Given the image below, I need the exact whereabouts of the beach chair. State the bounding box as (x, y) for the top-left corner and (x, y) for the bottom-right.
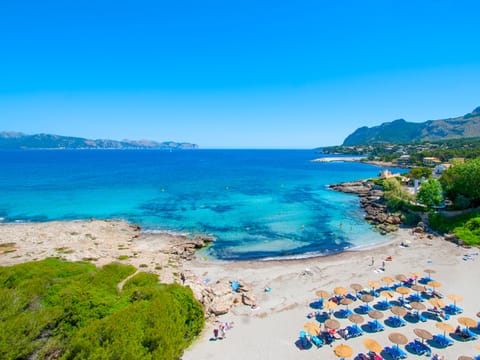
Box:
(444, 304), (462, 315)
(344, 324), (363, 339)
(367, 320), (384, 332)
(407, 293), (423, 302)
(376, 299), (392, 310)
(407, 339), (431, 356)
(415, 311), (427, 322)
(338, 308), (353, 318)
(310, 335), (323, 348)
(357, 304), (374, 314)
(299, 331), (311, 348)
(384, 346), (407, 359)
(386, 316), (406, 327)
(432, 334), (453, 347)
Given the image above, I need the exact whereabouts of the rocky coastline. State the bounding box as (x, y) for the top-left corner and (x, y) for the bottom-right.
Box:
(329, 180), (403, 234)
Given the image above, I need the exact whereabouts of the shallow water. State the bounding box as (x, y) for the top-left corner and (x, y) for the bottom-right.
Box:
(0, 149), (395, 260)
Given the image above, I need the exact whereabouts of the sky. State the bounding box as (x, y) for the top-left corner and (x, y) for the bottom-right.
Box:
(0, 1), (479, 148)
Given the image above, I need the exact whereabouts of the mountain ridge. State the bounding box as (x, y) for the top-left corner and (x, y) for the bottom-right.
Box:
(0, 132), (198, 150)
(343, 106), (480, 145)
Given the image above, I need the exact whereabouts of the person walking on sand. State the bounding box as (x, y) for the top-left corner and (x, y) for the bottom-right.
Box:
(370, 257), (374, 266)
(213, 328), (219, 340)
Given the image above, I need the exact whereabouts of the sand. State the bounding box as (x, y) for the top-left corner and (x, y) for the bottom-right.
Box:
(182, 229), (480, 359)
(1, 221), (479, 359)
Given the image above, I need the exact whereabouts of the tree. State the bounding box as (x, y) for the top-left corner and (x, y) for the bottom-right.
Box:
(417, 179), (443, 207)
(441, 157), (480, 207)
(408, 167), (432, 180)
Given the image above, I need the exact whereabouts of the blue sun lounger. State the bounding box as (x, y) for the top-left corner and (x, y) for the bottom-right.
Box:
(344, 324), (363, 339)
(310, 335), (323, 348)
(407, 339), (431, 356)
(384, 345), (407, 359)
(444, 304), (463, 315)
(367, 320), (384, 332)
(432, 334), (453, 347)
(386, 316), (406, 327)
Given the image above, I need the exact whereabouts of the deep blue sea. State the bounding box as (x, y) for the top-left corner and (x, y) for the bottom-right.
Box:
(0, 149), (395, 260)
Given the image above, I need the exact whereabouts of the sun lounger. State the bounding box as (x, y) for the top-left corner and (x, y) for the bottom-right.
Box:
(344, 324), (363, 339)
(386, 316), (406, 327)
(367, 320), (384, 332)
(384, 345), (407, 359)
(432, 334), (453, 347)
(299, 331), (311, 348)
(454, 328), (478, 341)
(357, 304), (374, 314)
(407, 339), (431, 356)
(310, 335), (323, 348)
(376, 300), (392, 310)
(444, 304), (463, 315)
(407, 293), (423, 302)
(338, 308), (353, 317)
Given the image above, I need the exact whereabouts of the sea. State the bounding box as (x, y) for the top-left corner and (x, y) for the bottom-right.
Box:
(0, 149), (398, 260)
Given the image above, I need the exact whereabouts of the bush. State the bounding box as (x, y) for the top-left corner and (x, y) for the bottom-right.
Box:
(0, 259), (204, 360)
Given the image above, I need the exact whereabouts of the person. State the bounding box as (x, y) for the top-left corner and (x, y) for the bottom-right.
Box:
(213, 328), (219, 340)
(370, 257), (375, 266)
(180, 272), (186, 285)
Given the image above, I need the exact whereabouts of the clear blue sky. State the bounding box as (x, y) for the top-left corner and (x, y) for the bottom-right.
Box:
(1, 0), (479, 148)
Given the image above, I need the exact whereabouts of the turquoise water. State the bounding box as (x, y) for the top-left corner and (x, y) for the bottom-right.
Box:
(0, 149), (393, 260)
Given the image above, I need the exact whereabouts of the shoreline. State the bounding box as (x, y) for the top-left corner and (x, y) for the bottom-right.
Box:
(312, 156), (400, 168)
(1, 219), (479, 359)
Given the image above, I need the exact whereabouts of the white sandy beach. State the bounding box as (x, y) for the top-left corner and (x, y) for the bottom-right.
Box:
(182, 229), (480, 360)
(1, 221), (479, 359)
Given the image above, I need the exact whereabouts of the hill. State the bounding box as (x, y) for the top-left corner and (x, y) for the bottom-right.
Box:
(0, 131), (198, 150)
(343, 106), (480, 145)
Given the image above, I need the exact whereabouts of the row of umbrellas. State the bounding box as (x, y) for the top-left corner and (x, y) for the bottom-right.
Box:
(328, 329), (480, 358)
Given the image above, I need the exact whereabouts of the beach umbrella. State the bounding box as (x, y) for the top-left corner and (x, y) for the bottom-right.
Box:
(368, 309), (384, 321)
(409, 271), (422, 278)
(334, 286), (348, 296)
(447, 294), (463, 307)
(334, 344), (353, 358)
(368, 280), (380, 290)
(458, 317), (477, 328)
(457, 357), (473, 360)
(424, 269), (436, 275)
(395, 274), (407, 282)
(414, 328), (433, 343)
(429, 298), (446, 309)
(304, 322), (321, 336)
(363, 338), (382, 354)
(360, 294), (374, 303)
(435, 322), (454, 336)
(412, 284), (426, 293)
(324, 300), (338, 311)
(381, 276), (395, 284)
(476, 344), (480, 350)
(325, 318), (341, 330)
(380, 290), (394, 300)
(350, 283), (362, 298)
(316, 290), (330, 299)
(388, 332), (408, 351)
(348, 314), (364, 324)
(427, 281), (442, 290)
(340, 297), (353, 310)
(391, 306), (407, 317)
(396, 286), (410, 302)
(410, 302), (426, 311)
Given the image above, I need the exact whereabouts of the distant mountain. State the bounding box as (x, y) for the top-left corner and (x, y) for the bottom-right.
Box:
(343, 106), (480, 145)
(0, 132), (198, 150)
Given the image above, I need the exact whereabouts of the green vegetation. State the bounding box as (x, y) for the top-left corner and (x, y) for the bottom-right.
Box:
(407, 167), (432, 180)
(417, 179), (443, 208)
(429, 212), (480, 246)
(440, 157), (480, 208)
(0, 258), (204, 360)
(322, 138), (480, 166)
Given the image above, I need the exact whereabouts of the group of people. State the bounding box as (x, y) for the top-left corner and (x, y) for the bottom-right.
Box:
(212, 321), (234, 341)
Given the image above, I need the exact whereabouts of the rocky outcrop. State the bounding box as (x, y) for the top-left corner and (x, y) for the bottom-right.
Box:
(187, 279), (255, 317)
(169, 235), (215, 261)
(329, 180), (401, 234)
